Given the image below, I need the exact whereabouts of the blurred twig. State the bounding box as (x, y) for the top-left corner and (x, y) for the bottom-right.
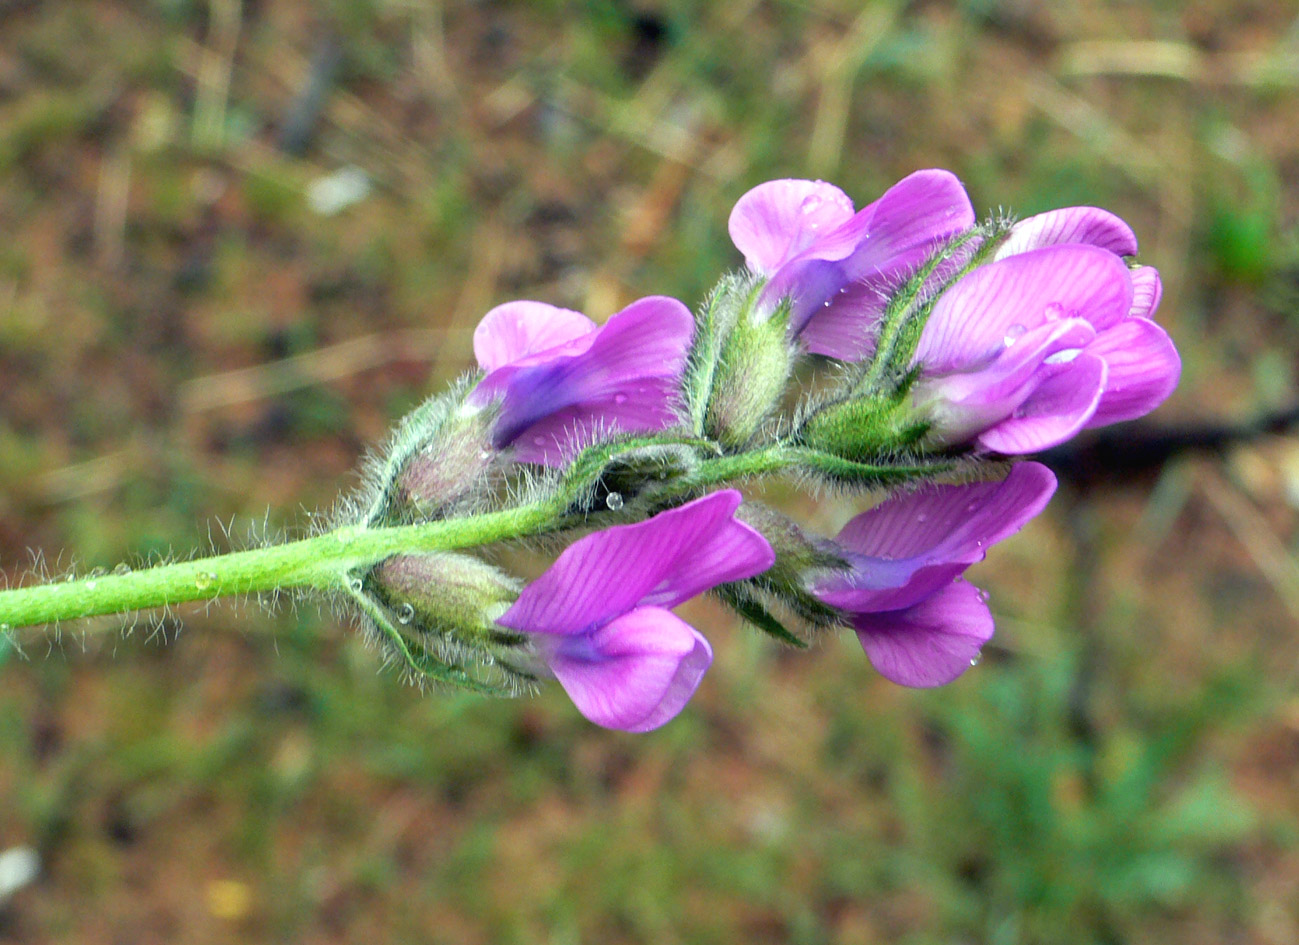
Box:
(1059, 39), (1299, 88)
(1043, 404), (1299, 489)
(178, 328), (452, 414)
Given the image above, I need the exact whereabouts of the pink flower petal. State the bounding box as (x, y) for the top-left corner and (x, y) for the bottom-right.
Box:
(915, 245), (1133, 374)
(473, 301), (597, 373)
(1085, 318), (1181, 427)
(841, 169), (976, 282)
(996, 207), (1139, 258)
(976, 351), (1107, 454)
(853, 580), (995, 688)
(796, 278), (889, 361)
(728, 179), (858, 274)
(476, 295), (694, 465)
(498, 491), (771, 636)
(547, 606), (713, 732)
(816, 463), (1056, 612)
(1128, 266), (1163, 319)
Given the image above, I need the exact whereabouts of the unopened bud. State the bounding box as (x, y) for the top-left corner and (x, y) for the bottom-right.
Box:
(392, 406), (496, 515)
(703, 287), (795, 449)
(365, 378), (500, 524)
(373, 552), (521, 641)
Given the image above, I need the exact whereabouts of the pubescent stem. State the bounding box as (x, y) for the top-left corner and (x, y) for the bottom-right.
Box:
(0, 445), (798, 632)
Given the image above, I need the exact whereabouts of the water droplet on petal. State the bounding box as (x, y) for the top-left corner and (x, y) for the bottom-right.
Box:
(606, 492), (624, 511)
(800, 193), (823, 213)
(613, 393), (628, 405)
(1003, 324), (1027, 346)
(397, 603), (415, 625)
(1044, 348), (1081, 365)
(1043, 302), (1067, 321)
(917, 513), (928, 523)
(532, 435), (548, 447)
(969, 653), (983, 667)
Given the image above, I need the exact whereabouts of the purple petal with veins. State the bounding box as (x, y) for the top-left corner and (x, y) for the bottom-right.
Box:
(497, 491), (774, 732)
(470, 295), (693, 465)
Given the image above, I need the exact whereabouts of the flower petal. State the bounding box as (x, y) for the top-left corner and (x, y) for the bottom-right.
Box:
(914, 245), (1133, 374)
(852, 579), (995, 688)
(473, 301), (597, 373)
(1128, 266), (1162, 319)
(498, 490), (771, 636)
(918, 318), (1097, 446)
(547, 606), (712, 732)
(976, 351), (1107, 454)
(1085, 318), (1181, 427)
(996, 207), (1139, 259)
(815, 463), (1056, 612)
(841, 169), (976, 283)
(795, 277), (889, 361)
(477, 295), (693, 464)
(728, 179), (858, 274)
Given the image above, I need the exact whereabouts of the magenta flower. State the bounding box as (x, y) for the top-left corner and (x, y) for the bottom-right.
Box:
(811, 463), (1056, 687)
(911, 208), (1181, 453)
(496, 490), (775, 731)
(468, 295), (694, 465)
(728, 170), (976, 359)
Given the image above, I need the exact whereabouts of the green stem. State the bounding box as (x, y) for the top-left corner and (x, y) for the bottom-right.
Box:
(0, 447), (794, 632)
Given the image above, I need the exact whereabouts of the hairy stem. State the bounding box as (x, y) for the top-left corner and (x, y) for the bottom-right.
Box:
(0, 446), (797, 632)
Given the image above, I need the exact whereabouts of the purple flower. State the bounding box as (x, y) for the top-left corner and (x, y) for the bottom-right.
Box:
(728, 170), (976, 359)
(910, 207), (1181, 453)
(496, 490), (775, 731)
(811, 463), (1056, 687)
(468, 296), (694, 465)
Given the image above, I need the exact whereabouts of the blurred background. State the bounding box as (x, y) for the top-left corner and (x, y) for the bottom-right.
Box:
(2, 1), (1298, 943)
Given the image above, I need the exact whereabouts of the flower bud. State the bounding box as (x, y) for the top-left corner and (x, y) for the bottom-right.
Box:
(372, 552), (520, 642)
(391, 406), (496, 516)
(702, 279), (795, 448)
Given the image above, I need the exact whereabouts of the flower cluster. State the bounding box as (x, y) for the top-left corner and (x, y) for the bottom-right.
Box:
(353, 169), (1179, 732)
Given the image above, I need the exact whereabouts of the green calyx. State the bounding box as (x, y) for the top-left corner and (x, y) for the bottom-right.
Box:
(699, 280), (796, 449)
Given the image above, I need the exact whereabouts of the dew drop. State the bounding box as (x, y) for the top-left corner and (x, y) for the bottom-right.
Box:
(800, 193), (823, 213)
(916, 512), (928, 523)
(113, 563), (132, 576)
(613, 393), (628, 405)
(194, 572), (217, 591)
(1042, 302), (1067, 322)
(1043, 348), (1081, 365)
(397, 603), (416, 625)
(64, 573), (76, 582)
(349, 577), (364, 593)
(88, 567), (107, 579)
(532, 435), (548, 447)
(606, 492), (624, 511)
(969, 653), (983, 667)
(1002, 323), (1027, 346)
(0, 623), (10, 632)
